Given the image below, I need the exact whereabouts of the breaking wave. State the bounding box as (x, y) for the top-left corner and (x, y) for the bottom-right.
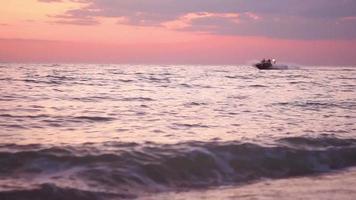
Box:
(1, 136), (356, 199)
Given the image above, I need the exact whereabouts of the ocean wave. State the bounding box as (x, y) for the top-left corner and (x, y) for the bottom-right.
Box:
(22, 79), (63, 85)
(0, 114), (115, 122)
(278, 137), (356, 148)
(139, 76), (170, 83)
(0, 114), (51, 119)
(120, 97), (154, 102)
(72, 116), (116, 122)
(225, 75), (251, 79)
(272, 100), (356, 110)
(248, 84), (268, 88)
(171, 123), (210, 129)
(0, 136), (355, 194)
(0, 183), (134, 200)
(45, 75), (76, 81)
(183, 102), (208, 107)
(0, 114), (116, 130)
(116, 79), (135, 83)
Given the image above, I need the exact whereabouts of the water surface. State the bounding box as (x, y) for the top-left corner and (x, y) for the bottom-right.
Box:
(0, 64), (355, 199)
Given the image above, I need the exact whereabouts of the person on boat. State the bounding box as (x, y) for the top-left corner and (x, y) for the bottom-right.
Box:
(262, 58), (266, 64)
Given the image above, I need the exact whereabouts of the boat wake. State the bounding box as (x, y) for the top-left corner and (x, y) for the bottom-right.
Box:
(268, 64), (289, 70)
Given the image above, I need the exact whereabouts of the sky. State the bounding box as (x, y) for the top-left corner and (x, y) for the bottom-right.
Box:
(0, 0), (356, 65)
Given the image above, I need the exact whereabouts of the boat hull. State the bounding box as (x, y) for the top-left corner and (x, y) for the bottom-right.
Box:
(255, 63), (272, 70)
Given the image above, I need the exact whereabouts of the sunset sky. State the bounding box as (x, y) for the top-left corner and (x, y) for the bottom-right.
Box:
(1, 0), (356, 65)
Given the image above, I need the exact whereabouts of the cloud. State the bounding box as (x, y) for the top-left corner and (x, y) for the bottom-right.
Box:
(48, 0), (356, 39)
(51, 18), (99, 25)
(50, 10), (99, 25)
(183, 14), (356, 40)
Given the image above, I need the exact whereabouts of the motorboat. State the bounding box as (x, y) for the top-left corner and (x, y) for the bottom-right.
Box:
(255, 59), (276, 70)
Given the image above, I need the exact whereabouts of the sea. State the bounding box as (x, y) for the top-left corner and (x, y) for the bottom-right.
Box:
(0, 64), (355, 199)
